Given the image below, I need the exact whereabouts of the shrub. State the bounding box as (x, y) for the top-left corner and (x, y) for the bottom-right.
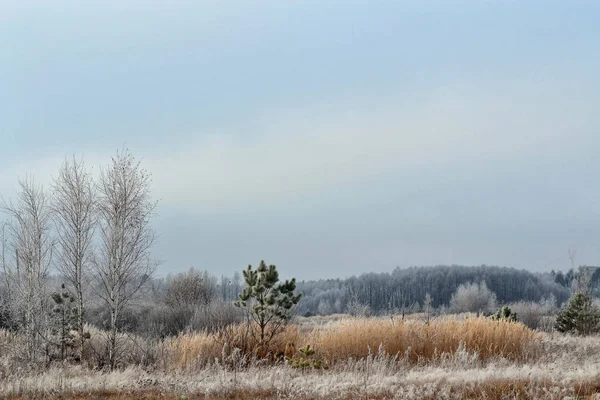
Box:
(490, 305), (517, 322)
(165, 268), (216, 308)
(346, 294), (371, 317)
(285, 344), (322, 370)
(133, 304), (194, 338)
(510, 297), (557, 330)
(556, 292), (600, 335)
(449, 282), (497, 314)
(82, 324), (159, 370)
(187, 300), (243, 332)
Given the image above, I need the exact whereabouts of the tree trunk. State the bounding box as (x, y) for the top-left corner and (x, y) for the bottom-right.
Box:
(108, 307), (118, 370)
(77, 288), (85, 361)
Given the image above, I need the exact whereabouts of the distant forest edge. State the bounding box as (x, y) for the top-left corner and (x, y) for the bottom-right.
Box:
(296, 265), (577, 316)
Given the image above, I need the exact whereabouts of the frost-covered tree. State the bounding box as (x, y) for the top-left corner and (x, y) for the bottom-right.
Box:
(93, 150), (158, 370)
(1, 178), (53, 363)
(450, 282), (497, 314)
(51, 157), (96, 360)
(165, 268), (216, 308)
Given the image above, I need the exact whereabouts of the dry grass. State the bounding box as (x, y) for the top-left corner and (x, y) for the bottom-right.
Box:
(3, 353), (600, 400)
(0, 316), (583, 399)
(167, 323), (302, 370)
(1, 316), (539, 372)
(6, 381), (598, 400)
(310, 316), (540, 364)
(166, 315), (539, 371)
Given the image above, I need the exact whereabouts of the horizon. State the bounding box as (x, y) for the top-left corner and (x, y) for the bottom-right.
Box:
(2, 1), (600, 280)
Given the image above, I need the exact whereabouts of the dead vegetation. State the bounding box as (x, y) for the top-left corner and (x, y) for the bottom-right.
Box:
(2, 315), (597, 399)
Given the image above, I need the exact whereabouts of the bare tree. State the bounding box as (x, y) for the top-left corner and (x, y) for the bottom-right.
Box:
(93, 150), (157, 370)
(422, 292), (433, 324)
(1, 222), (12, 328)
(51, 157), (96, 359)
(568, 248), (577, 271)
(347, 292), (371, 317)
(1, 177), (53, 363)
(165, 268), (216, 308)
(449, 282), (497, 315)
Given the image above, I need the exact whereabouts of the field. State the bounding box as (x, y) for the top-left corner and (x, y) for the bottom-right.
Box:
(1, 315), (599, 400)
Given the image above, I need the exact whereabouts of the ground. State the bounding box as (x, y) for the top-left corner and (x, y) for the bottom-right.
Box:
(2, 317), (600, 399)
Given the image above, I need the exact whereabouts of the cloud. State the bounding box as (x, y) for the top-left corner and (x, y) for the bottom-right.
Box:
(146, 80), (596, 215)
(0, 78), (596, 218)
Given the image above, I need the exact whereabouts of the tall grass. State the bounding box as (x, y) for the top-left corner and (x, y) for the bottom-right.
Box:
(0, 316), (539, 373)
(310, 316), (539, 364)
(167, 323), (302, 370)
(0, 319), (590, 400)
(166, 316), (539, 371)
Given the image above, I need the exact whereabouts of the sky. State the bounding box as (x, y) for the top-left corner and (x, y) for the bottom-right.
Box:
(1, 0), (600, 280)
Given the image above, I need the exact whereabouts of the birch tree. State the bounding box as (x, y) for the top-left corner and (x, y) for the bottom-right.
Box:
(1, 177), (53, 363)
(93, 150), (157, 369)
(51, 157), (96, 360)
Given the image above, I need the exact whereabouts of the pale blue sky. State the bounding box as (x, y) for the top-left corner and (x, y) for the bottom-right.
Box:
(1, 1), (600, 279)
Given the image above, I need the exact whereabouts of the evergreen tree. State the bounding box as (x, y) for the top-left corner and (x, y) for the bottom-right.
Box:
(235, 261), (301, 347)
(50, 284), (78, 361)
(490, 305), (517, 322)
(555, 292), (600, 335)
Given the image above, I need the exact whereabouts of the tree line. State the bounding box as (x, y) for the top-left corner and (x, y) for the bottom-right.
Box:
(297, 265), (571, 316)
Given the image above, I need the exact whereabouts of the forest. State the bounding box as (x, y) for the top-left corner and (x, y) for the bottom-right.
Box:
(297, 265), (571, 316)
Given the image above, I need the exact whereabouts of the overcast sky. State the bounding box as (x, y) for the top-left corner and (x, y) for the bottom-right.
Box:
(2, 1), (600, 280)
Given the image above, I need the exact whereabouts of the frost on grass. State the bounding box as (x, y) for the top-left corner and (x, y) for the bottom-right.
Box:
(1, 317), (599, 399)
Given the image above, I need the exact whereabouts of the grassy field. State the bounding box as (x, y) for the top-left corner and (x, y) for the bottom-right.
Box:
(1, 316), (599, 399)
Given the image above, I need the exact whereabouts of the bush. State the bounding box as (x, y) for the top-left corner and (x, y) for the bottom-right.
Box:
(346, 294), (371, 317)
(510, 297), (557, 331)
(86, 299), (243, 339)
(490, 306), (517, 322)
(187, 301), (243, 332)
(134, 305), (195, 338)
(165, 268), (216, 308)
(82, 324), (161, 370)
(449, 282), (497, 314)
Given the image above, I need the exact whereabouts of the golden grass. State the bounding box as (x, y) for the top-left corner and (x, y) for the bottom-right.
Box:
(1, 330), (598, 400)
(167, 323), (302, 370)
(0, 318), (584, 400)
(166, 331), (219, 370)
(310, 316), (540, 364)
(166, 316), (539, 370)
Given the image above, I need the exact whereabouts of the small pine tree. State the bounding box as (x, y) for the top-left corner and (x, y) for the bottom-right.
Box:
(235, 261), (301, 347)
(285, 344), (323, 370)
(50, 284), (78, 361)
(490, 305), (517, 322)
(555, 292), (600, 335)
